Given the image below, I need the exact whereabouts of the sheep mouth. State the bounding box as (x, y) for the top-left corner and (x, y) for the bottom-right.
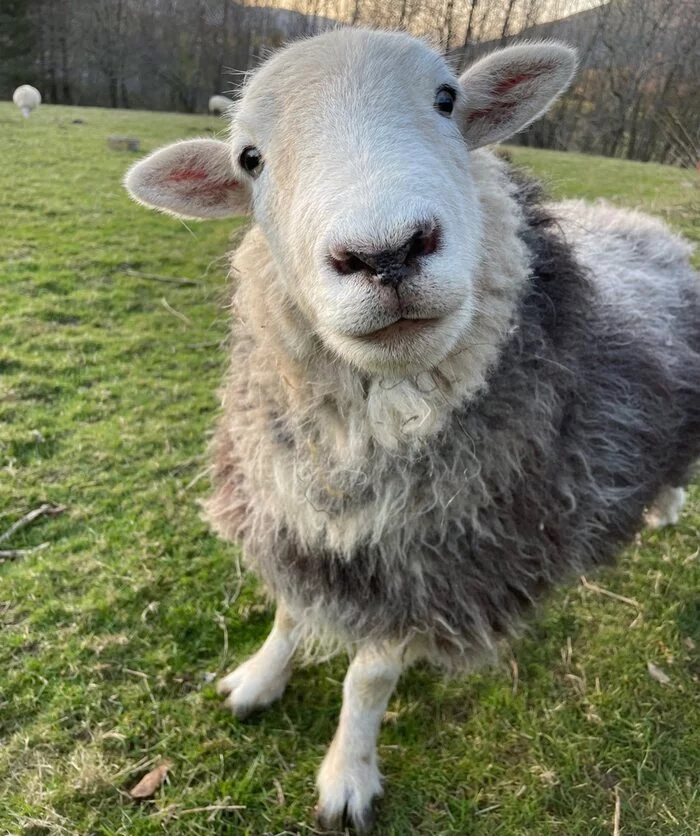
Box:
(358, 317), (440, 340)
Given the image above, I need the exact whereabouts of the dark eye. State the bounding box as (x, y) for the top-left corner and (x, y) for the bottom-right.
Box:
(239, 146), (263, 177)
(434, 85), (456, 116)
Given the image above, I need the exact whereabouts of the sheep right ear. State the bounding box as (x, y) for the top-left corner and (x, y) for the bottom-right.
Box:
(458, 42), (576, 149)
(124, 139), (250, 219)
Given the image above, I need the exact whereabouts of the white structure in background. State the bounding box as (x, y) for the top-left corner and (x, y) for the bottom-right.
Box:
(208, 95), (234, 116)
(13, 85), (41, 118)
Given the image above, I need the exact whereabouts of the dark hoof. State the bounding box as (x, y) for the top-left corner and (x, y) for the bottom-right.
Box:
(315, 798), (378, 833)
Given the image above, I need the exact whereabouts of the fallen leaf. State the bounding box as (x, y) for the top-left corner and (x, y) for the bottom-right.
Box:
(129, 759), (172, 799)
(647, 662), (671, 685)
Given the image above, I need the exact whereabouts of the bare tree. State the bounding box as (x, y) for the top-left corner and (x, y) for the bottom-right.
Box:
(499, 0), (518, 45)
(2, 0), (696, 167)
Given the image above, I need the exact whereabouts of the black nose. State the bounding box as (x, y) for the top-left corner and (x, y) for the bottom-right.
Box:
(330, 224), (440, 288)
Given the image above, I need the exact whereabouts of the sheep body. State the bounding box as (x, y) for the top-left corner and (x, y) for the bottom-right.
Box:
(12, 84), (41, 118)
(208, 94), (233, 116)
(204, 156), (700, 665)
(125, 28), (700, 825)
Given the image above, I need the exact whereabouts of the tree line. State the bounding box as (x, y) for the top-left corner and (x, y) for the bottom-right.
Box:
(1, 0), (697, 167)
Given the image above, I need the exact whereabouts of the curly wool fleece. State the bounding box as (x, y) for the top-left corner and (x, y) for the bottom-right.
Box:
(204, 154), (700, 666)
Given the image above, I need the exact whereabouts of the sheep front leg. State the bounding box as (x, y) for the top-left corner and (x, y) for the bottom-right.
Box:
(316, 642), (411, 832)
(217, 602), (297, 719)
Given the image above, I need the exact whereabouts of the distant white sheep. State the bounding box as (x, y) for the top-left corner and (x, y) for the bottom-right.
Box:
(125, 28), (700, 832)
(208, 94), (233, 116)
(13, 85), (41, 118)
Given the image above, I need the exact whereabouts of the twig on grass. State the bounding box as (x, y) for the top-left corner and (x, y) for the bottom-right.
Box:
(215, 612), (229, 670)
(0, 542), (50, 560)
(178, 804), (246, 816)
(124, 668), (158, 707)
(168, 454), (204, 476)
(273, 777), (285, 806)
(580, 576), (640, 609)
(124, 268), (202, 286)
(161, 297), (192, 326)
(0, 503), (66, 545)
(683, 547), (698, 565)
(151, 801), (245, 822)
(475, 804), (501, 816)
(183, 465), (214, 492)
(613, 786), (621, 836)
(660, 802), (679, 825)
(223, 564), (245, 610)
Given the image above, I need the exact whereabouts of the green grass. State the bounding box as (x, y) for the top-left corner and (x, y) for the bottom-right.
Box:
(1, 102), (699, 836)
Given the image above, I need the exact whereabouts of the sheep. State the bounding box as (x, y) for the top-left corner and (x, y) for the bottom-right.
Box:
(124, 28), (700, 831)
(208, 94), (233, 116)
(13, 84), (41, 118)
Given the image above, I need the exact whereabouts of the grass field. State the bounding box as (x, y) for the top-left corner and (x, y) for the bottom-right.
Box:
(1, 102), (699, 836)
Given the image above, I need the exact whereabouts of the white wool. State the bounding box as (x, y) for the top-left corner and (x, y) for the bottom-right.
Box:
(208, 94), (234, 115)
(216, 149), (528, 557)
(13, 84), (41, 118)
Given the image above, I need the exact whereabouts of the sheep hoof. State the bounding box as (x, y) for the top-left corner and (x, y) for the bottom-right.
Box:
(216, 657), (291, 719)
(315, 800), (377, 833)
(316, 749), (382, 832)
(645, 486), (686, 530)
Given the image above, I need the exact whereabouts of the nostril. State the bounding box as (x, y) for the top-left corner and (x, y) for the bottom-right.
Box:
(408, 226), (440, 261)
(330, 251), (369, 276)
(329, 221), (441, 280)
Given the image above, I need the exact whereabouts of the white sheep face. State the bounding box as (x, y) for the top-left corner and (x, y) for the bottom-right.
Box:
(125, 29), (575, 375)
(240, 31), (483, 373)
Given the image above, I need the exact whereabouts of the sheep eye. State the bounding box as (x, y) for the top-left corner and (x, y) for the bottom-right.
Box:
(239, 146), (263, 177)
(434, 86), (456, 116)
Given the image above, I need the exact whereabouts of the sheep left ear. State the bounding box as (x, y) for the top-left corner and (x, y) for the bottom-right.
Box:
(124, 138), (250, 219)
(458, 42), (576, 150)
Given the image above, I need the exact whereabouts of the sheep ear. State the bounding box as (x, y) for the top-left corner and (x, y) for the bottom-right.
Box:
(124, 139), (249, 219)
(458, 42), (576, 150)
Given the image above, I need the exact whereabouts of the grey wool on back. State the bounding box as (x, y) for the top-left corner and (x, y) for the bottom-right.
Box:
(204, 161), (700, 667)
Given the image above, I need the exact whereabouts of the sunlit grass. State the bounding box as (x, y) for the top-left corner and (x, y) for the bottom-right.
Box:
(1, 103), (698, 835)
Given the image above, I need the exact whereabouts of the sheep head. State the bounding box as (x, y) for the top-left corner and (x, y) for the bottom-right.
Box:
(125, 29), (575, 374)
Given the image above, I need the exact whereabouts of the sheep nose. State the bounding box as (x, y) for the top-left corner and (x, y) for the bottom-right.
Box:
(330, 224), (440, 288)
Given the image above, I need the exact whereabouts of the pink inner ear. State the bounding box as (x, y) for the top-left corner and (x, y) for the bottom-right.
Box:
(492, 64), (553, 97)
(468, 100), (517, 121)
(168, 168), (209, 182)
(166, 168), (240, 199)
(199, 179), (240, 197)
